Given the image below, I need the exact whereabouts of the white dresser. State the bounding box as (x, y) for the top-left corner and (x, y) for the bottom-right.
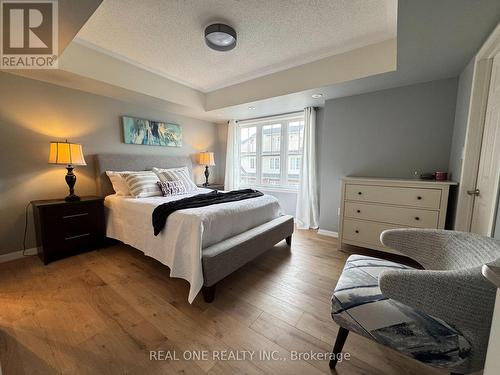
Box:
(339, 177), (457, 254)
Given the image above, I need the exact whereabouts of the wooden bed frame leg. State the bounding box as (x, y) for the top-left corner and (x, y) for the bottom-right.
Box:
(286, 235), (292, 246)
(202, 285), (216, 303)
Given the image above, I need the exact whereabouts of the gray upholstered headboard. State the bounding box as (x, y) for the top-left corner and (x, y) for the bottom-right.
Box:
(94, 153), (193, 197)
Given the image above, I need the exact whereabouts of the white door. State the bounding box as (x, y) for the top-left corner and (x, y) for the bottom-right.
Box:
(470, 52), (500, 236)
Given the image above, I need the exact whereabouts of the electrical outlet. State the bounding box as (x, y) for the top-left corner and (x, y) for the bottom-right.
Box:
(338, 207), (341, 216)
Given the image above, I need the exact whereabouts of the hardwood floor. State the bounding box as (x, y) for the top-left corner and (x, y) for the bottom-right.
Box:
(0, 230), (446, 375)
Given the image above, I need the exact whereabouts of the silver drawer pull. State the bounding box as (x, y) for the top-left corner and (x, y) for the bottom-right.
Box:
(63, 212), (89, 219)
(65, 233), (90, 240)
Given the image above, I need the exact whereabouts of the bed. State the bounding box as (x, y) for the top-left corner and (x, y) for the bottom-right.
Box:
(95, 153), (294, 303)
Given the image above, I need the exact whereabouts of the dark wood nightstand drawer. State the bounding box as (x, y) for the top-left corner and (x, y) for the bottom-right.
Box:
(32, 197), (105, 264)
(50, 229), (103, 254)
(43, 201), (102, 238)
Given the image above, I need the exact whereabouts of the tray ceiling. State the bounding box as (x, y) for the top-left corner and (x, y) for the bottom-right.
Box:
(76, 0), (397, 92)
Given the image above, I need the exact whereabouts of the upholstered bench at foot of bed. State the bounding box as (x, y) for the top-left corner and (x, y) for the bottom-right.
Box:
(201, 215), (294, 302)
(331, 255), (471, 369)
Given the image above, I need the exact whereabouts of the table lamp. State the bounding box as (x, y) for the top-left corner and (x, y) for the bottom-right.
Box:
(198, 151), (215, 187)
(48, 140), (87, 201)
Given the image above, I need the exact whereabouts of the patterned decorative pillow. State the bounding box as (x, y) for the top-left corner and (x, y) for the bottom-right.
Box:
(157, 180), (188, 197)
(123, 171), (162, 198)
(152, 167), (197, 192)
(106, 171), (134, 196)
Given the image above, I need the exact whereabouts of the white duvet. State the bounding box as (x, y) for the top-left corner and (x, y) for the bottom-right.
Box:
(104, 188), (282, 303)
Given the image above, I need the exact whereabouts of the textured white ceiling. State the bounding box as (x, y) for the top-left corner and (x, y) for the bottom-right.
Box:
(76, 0), (397, 92)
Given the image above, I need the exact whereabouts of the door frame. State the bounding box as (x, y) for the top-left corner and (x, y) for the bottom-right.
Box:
(455, 22), (500, 233)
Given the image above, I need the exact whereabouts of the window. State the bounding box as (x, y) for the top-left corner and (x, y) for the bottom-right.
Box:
(239, 127), (257, 186)
(269, 157), (280, 170)
(289, 156), (301, 171)
(249, 157), (256, 169)
(237, 113), (304, 190)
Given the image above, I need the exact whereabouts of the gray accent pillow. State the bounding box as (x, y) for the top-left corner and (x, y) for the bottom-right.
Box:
(153, 167), (197, 192)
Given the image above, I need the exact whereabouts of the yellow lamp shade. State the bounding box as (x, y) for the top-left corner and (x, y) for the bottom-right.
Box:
(199, 151), (215, 166)
(48, 141), (87, 166)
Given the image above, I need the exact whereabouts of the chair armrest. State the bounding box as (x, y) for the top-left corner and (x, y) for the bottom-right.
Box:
(379, 267), (496, 343)
(381, 229), (500, 270)
(380, 229), (452, 268)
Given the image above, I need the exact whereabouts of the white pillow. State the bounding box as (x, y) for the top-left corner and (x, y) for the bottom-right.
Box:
(152, 167), (197, 192)
(106, 171), (133, 196)
(123, 171), (162, 198)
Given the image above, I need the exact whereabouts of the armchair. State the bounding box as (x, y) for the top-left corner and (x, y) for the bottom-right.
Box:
(330, 228), (500, 374)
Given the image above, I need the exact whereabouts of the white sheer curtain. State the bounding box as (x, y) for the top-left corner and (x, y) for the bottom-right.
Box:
(295, 107), (319, 229)
(224, 120), (240, 190)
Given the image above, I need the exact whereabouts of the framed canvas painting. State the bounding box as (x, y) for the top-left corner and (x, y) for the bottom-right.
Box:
(122, 116), (182, 147)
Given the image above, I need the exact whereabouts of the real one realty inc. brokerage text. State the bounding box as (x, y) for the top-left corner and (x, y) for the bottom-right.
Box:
(150, 350), (351, 362)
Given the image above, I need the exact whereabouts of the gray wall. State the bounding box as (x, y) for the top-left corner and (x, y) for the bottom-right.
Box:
(0, 72), (221, 255)
(447, 59), (475, 229)
(318, 78), (458, 232)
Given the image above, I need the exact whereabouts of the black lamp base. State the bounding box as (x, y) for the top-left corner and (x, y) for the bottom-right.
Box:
(64, 165), (80, 202)
(65, 194), (81, 202)
(203, 165), (210, 187)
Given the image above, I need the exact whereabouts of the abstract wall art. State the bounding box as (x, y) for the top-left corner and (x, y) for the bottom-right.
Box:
(122, 116), (182, 147)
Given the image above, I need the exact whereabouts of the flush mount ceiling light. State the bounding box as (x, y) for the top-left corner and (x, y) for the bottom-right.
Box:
(311, 93), (323, 99)
(248, 106), (256, 110)
(205, 23), (237, 51)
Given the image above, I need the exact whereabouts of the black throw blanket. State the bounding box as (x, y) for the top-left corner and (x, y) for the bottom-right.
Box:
(152, 189), (264, 235)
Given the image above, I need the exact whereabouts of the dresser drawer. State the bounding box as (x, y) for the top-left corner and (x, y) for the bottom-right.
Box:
(344, 202), (439, 228)
(345, 184), (442, 209)
(342, 219), (405, 249)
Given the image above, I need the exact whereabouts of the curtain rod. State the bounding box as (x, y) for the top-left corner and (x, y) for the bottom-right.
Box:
(235, 107), (318, 124)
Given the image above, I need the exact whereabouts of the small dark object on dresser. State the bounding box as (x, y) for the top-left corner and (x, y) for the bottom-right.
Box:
(419, 173), (435, 180)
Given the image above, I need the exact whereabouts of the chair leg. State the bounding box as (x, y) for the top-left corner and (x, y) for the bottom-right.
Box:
(329, 327), (349, 369)
(286, 235), (292, 246)
(202, 285), (216, 303)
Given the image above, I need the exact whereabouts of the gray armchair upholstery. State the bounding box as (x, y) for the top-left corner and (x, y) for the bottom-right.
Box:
(329, 228), (500, 374)
(379, 229), (500, 374)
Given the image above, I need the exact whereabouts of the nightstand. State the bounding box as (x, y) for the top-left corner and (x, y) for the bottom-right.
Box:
(197, 183), (225, 191)
(31, 196), (105, 264)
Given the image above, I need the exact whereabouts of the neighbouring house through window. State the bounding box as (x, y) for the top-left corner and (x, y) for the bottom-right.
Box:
(237, 113), (304, 190)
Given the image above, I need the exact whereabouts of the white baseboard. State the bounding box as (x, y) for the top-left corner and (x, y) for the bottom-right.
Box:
(0, 247), (37, 263)
(317, 229), (339, 238)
